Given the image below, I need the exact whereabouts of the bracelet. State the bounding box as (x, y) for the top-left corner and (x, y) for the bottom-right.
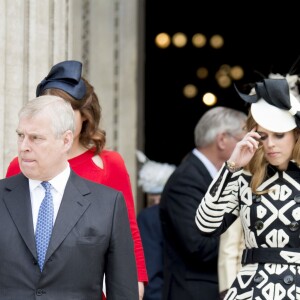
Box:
(226, 161), (239, 173)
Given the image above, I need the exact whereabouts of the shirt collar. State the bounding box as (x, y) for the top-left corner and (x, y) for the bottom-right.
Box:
(192, 148), (218, 178)
(29, 164), (71, 195)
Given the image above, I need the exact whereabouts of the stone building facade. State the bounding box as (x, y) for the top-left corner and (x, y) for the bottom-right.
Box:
(0, 0), (144, 210)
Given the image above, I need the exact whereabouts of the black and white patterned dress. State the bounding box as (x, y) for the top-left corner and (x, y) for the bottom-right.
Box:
(195, 161), (300, 300)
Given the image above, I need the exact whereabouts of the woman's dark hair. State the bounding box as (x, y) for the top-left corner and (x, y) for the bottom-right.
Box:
(41, 77), (106, 155)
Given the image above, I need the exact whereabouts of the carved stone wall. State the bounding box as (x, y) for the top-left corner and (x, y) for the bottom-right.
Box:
(0, 0), (142, 210)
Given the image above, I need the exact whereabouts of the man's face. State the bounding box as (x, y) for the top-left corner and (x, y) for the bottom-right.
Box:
(17, 114), (71, 181)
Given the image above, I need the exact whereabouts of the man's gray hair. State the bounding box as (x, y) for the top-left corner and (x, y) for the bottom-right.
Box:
(194, 106), (246, 147)
(18, 95), (75, 138)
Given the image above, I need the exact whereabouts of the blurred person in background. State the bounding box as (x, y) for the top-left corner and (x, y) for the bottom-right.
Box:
(159, 106), (247, 300)
(218, 218), (244, 299)
(136, 150), (176, 300)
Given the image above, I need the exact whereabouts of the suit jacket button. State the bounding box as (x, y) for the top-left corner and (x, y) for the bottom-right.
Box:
(284, 275), (294, 285)
(289, 221), (299, 232)
(294, 194), (300, 203)
(254, 220), (264, 230)
(36, 289), (45, 296)
(253, 274), (263, 283)
(253, 195), (261, 203)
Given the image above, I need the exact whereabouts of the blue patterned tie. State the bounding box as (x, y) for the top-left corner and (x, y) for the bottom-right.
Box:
(35, 181), (54, 271)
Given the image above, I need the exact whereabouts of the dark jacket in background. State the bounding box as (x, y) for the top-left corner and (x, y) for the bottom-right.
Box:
(138, 204), (163, 300)
(159, 151), (219, 300)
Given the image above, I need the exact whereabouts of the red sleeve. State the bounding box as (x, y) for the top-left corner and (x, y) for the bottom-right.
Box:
(5, 157), (21, 177)
(101, 151), (148, 283)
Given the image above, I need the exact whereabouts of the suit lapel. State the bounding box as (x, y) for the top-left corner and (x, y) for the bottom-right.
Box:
(4, 174), (37, 258)
(46, 172), (91, 261)
(4, 172), (92, 265)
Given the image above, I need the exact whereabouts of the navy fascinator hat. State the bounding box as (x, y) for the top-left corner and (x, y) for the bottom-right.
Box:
(36, 60), (86, 100)
(235, 78), (300, 132)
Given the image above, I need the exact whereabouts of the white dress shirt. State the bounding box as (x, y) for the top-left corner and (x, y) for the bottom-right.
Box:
(192, 148), (218, 178)
(29, 165), (71, 233)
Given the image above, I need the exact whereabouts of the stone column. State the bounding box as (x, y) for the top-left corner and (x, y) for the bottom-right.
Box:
(0, 0), (142, 210)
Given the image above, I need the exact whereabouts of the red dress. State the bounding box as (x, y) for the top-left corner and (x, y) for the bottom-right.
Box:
(6, 149), (148, 299)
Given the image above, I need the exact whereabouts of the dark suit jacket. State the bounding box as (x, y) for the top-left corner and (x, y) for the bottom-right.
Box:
(0, 171), (138, 300)
(159, 151), (219, 300)
(137, 204), (163, 300)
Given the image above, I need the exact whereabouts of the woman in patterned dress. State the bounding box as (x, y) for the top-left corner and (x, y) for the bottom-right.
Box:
(195, 78), (300, 300)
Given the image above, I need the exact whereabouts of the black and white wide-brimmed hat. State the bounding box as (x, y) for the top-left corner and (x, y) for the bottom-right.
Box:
(236, 78), (300, 132)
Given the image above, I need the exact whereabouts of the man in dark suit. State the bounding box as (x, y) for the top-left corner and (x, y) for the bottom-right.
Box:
(159, 106), (246, 300)
(0, 95), (138, 299)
